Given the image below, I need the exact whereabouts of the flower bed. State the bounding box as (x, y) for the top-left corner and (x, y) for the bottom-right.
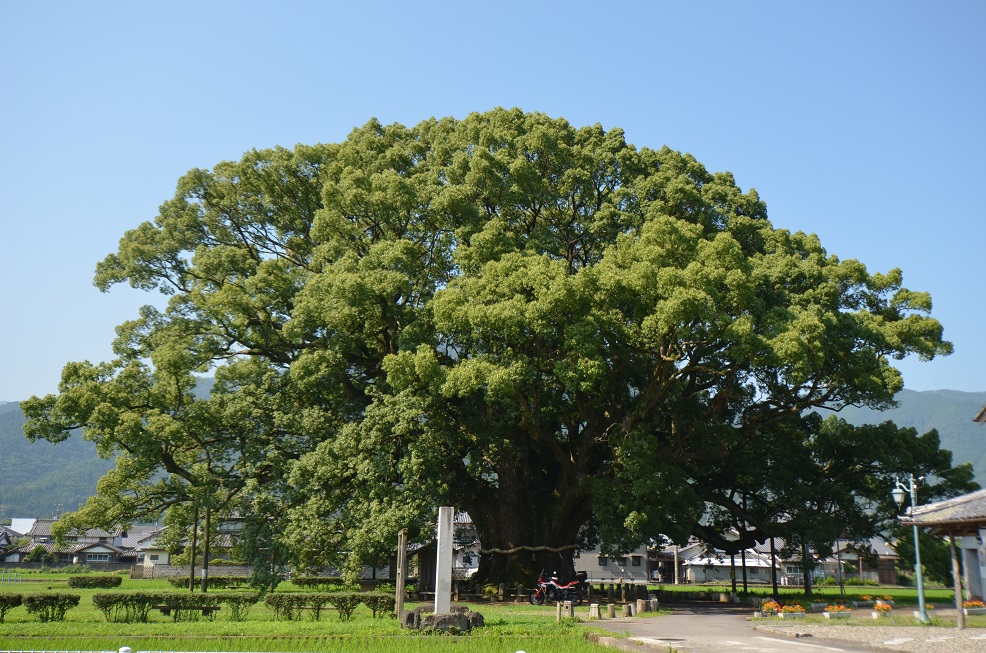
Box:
(852, 595), (874, 608)
(775, 604), (806, 619)
(871, 604), (893, 619)
(824, 604), (852, 619)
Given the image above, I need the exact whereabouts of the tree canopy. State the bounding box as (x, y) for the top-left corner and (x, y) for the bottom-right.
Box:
(22, 108), (972, 583)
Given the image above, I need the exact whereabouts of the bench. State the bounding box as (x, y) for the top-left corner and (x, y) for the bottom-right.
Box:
(154, 604), (221, 618)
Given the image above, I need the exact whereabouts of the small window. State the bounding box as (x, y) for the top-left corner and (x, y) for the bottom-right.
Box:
(598, 556), (608, 566)
(149, 554), (159, 561)
(86, 553), (110, 562)
(631, 556), (642, 567)
(616, 557), (627, 566)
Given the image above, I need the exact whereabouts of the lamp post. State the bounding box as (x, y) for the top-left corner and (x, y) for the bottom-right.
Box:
(892, 474), (929, 623)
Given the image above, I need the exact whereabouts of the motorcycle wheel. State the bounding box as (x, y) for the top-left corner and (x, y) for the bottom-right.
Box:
(529, 591), (543, 606)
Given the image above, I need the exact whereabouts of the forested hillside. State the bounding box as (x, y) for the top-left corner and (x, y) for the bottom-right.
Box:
(1, 389), (984, 520)
(0, 401), (112, 520)
(833, 389), (986, 488)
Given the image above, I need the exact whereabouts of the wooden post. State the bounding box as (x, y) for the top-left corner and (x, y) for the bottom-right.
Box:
(951, 534), (965, 630)
(396, 528), (408, 616)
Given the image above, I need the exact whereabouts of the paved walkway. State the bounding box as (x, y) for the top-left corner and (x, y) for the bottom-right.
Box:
(589, 599), (986, 653)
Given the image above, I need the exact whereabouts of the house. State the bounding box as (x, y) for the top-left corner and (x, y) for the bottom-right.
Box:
(26, 519), (125, 548)
(682, 550), (775, 584)
(827, 538), (898, 585)
(902, 488), (986, 601)
(128, 527), (170, 566)
(0, 525), (23, 562)
(574, 544), (650, 584)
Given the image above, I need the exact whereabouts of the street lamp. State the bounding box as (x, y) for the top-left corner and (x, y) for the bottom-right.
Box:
(893, 474), (929, 623)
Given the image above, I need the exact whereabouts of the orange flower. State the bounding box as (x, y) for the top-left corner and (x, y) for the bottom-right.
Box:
(825, 604), (852, 613)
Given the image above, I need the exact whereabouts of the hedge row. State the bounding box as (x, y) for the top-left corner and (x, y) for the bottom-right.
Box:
(24, 593), (81, 622)
(92, 591), (261, 623)
(166, 575), (249, 590)
(264, 591), (395, 621)
(68, 575), (123, 589)
(0, 594), (23, 622)
(289, 576), (356, 591)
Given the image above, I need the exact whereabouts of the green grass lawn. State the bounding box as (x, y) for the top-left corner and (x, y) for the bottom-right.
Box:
(0, 578), (611, 653)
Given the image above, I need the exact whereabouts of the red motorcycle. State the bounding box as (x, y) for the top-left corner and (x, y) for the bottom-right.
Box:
(529, 570), (585, 606)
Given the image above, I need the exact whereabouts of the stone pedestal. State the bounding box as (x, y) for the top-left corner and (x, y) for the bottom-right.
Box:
(588, 603), (601, 619)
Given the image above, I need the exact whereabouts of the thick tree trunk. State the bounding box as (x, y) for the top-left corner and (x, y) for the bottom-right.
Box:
(465, 444), (591, 586)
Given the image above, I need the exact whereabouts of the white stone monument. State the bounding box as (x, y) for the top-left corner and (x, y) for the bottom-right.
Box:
(434, 506), (454, 614)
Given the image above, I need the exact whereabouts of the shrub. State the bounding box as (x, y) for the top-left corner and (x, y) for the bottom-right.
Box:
(159, 592), (223, 622)
(92, 592), (165, 623)
(57, 564), (92, 574)
(325, 592), (362, 621)
(217, 592), (260, 621)
(264, 591), (361, 621)
(0, 594), (23, 623)
(362, 591), (396, 618)
(264, 592), (307, 620)
(166, 575), (246, 589)
(23, 593), (81, 622)
(69, 575), (123, 589)
(290, 576), (351, 591)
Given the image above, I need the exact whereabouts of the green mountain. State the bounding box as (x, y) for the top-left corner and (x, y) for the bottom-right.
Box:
(1, 389), (984, 520)
(0, 401), (113, 520)
(831, 389), (986, 487)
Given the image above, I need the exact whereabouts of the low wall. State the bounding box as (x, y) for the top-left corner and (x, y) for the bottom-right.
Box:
(1, 562), (132, 573)
(131, 564), (254, 579)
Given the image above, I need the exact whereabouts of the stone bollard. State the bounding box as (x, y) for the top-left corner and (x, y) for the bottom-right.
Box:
(650, 598), (660, 612)
(622, 603), (633, 617)
(562, 601), (574, 618)
(636, 598), (647, 613)
(516, 584), (523, 602)
(607, 584), (615, 602)
(498, 583), (505, 601)
(608, 604), (616, 618)
(621, 584), (627, 602)
(589, 603), (602, 619)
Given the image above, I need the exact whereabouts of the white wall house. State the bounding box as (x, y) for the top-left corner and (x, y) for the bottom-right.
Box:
(574, 545), (649, 583)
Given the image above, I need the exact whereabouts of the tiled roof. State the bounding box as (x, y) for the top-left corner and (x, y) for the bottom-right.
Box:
(902, 488), (986, 533)
(28, 519), (121, 539)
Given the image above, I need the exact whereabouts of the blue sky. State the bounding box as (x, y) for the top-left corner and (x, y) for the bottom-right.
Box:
(1, 1), (983, 401)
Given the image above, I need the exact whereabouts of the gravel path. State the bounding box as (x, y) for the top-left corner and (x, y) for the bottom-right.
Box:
(757, 620), (986, 653)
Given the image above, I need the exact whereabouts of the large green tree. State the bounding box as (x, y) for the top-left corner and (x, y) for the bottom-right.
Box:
(23, 109), (962, 583)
